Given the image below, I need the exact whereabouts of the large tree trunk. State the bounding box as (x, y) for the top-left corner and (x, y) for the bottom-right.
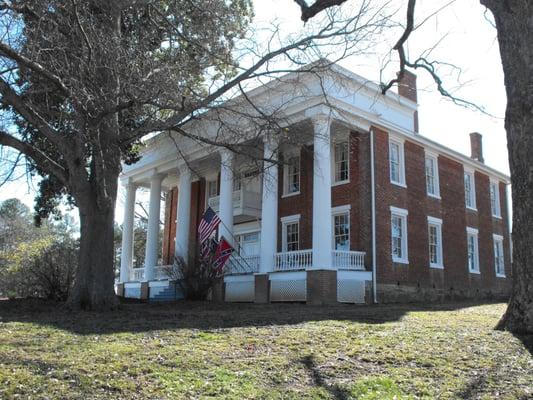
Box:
(482, 0), (533, 333)
(67, 198), (119, 310)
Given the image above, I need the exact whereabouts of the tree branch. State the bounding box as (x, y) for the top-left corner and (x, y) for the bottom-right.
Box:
(294, 0), (349, 22)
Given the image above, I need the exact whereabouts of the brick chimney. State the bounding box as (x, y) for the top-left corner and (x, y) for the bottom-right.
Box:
(469, 132), (484, 163)
(397, 70), (419, 133)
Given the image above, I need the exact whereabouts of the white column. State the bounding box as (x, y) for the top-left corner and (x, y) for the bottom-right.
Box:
(259, 134), (278, 273)
(120, 180), (136, 282)
(312, 115), (333, 269)
(218, 149), (234, 244)
(174, 165), (192, 264)
(144, 171), (165, 281)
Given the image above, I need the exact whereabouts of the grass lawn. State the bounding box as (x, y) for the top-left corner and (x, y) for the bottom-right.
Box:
(0, 300), (531, 399)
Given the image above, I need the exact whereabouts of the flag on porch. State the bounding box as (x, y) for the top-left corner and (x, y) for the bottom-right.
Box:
(213, 237), (234, 274)
(198, 206), (221, 243)
(200, 236), (219, 259)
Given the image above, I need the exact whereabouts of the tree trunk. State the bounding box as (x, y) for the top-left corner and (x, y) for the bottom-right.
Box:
(482, 0), (533, 333)
(67, 196), (119, 310)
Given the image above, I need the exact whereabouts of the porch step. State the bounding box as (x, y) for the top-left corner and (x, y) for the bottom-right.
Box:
(149, 283), (184, 302)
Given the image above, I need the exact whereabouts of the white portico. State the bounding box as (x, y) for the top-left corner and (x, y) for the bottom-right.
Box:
(116, 61), (418, 303)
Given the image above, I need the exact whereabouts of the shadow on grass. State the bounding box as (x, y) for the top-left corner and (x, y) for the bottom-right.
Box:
(0, 298), (505, 336)
(300, 354), (350, 400)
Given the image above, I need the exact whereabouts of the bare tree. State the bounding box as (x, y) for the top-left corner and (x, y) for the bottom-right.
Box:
(0, 0), (392, 309)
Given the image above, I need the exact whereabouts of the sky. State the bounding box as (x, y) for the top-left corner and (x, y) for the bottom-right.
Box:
(0, 0), (509, 225)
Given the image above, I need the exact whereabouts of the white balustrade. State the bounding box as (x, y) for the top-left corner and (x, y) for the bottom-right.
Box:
(332, 250), (366, 270)
(275, 249), (313, 271)
(131, 268), (145, 281)
(208, 189), (261, 213)
(226, 254), (260, 275)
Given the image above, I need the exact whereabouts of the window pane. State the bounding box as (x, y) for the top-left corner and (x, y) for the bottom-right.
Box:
(390, 143), (400, 182)
(286, 222), (299, 251)
(335, 142), (349, 182)
(391, 215), (403, 259)
(334, 213), (350, 250)
(287, 156), (300, 193)
(426, 157), (435, 195)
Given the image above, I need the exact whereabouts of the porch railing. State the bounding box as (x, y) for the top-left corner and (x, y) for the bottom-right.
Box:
(131, 268), (145, 281)
(275, 249), (312, 271)
(208, 189), (261, 213)
(332, 250), (365, 270)
(129, 265), (178, 281)
(226, 254), (260, 275)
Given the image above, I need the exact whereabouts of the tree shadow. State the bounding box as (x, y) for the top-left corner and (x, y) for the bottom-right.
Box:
(300, 354), (351, 400)
(0, 298), (503, 336)
(513, 332), (533, 357)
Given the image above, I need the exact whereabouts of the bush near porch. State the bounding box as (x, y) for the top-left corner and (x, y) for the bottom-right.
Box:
(0, 301), (531, 399)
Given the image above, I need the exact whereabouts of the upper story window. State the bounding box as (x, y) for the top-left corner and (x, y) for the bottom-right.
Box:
(425, 152), (440, 198)
(206, 177), (218, 199)
(333, 141), (349, 183)
(467, 227), (480, 274)
(493, 234), (505, 277)
(283, 155), (300, 196)
(389, 138), (406, 187)
(464, 170), (476, 210)
(281, 214), (300, 252)
(332, 205), (350, 250)
(427, 216), (443, 268)
(390, 206), (409, 264)
(490, 180), (501, 218)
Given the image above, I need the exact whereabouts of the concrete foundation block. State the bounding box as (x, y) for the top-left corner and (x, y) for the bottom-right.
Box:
(306, 269), (337, 305)
(116, 283), (125, 297)
(212, 278), (225, 303)
(254, 274), (270, 303)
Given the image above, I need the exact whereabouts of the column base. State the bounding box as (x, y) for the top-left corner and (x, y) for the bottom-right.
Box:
(306, 269), (337, 305)
(254, 274), (270, 303)
(140, 282), (149, 300)
(116, 283), (125, 297)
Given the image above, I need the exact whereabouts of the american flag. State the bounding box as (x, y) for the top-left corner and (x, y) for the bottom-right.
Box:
(213, 237), (234, 274)
(198, 206), (221, 244)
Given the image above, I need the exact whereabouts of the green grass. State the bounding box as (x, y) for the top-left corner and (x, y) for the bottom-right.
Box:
(0, 300), (531, 399)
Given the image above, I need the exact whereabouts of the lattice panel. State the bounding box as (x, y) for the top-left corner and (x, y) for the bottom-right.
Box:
(225, 281), (255, 302)
(124, 287), (141, 299)
(270, 279), (307, 302)
(337, 279), (365, 303)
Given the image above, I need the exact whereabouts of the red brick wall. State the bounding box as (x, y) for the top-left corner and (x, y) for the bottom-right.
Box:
(372, 125), (511, 298)
(162, 188), (178, 265)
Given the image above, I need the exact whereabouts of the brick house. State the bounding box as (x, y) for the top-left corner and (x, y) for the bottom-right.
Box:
(116, 61), (511, 304)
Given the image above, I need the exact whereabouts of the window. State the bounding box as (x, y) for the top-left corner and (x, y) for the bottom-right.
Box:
(390, 206), (408, 263)
(235, 231), (260, 256)
(425, 153), (440, 198)
(233, 173), (242, 191)
(493, 234), (505, 277)
(333, 141), (349, 183)
(467, 227), (480, 273)
(490, 180), (501, 218)
(389, 138), (406, 186)
(332, 206), (350, 250)
(207, 177), (218, 198)
(427, 217), (443, 268)
(464, 170), (476, 210)
(283, 155), (300, 195)
(281, 214), (300, 252)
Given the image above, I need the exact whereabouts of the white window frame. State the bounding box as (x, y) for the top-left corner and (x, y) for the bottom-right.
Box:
(493, 234), (505, 277)
(467, 227), (480, 274)
(389, 137), (406, 187)
(425, 151), (441, 199)
(490, 179), (502, 218)
(464, 169), (477, 211)
(331, 204), (351, 250)
(281, 214), (300, 252)
(332, 140), (350, 185)
(427, 216), (443, 269)
(390, 206), (409, 264)
(282, 152), (301, 197)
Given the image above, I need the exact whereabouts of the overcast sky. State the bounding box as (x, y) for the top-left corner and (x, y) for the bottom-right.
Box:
(0, 0), (508, 224)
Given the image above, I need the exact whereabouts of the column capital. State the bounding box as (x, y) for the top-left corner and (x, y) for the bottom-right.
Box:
(124, 178), (137, 190)
(149, 169), (166, 182)
(219, 148), (234, 163)
(177, 163), (192, 177)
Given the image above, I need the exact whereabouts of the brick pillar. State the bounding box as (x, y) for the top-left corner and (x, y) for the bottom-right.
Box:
(212, 278), (225, 303)
(116, 283), (125, 297)
(307, 269), (337, 305)
(140, 282), (149, 301)
(254, 274), (270, 303)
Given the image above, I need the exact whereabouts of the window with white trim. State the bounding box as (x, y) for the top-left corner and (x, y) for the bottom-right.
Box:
(427, 217), (443, 268)
(425, 153), (440, 198)
(206, 177), (218, 199)
(390, 206), (408, 263)
(332, 206), (350, 250)
(389, 138), (405, 186)
(493, 234), (505, 277)
(464, 170), (476, 210)
(283, 155), (300, 195)
(333, 141), (349, 183)
(490, 180), (501, 218)
(467, 227), (480, 273)
(281, 214), (300, 252)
